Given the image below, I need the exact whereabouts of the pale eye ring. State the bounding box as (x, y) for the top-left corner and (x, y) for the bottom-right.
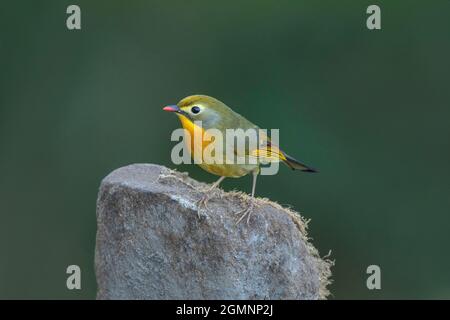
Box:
(191, 106), (201, 114)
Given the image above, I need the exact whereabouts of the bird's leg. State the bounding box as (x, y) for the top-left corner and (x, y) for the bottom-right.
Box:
(236, 171), (258, 225)
(196, 176), (226, 216)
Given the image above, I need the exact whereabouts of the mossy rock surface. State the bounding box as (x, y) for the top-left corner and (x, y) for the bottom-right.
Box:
(95, 163), (332, 299)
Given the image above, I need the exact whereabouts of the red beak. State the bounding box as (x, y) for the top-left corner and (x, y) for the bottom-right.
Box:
(163, 105), (180, 112)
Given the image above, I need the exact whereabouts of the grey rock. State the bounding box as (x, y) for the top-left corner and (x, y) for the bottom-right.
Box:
(95, 164), (332, 300)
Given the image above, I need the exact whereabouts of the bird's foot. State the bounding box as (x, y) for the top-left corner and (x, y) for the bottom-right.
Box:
(235, 197), (258, 225)
(196, 187), (221, 218)
(196, 193), (211, 218)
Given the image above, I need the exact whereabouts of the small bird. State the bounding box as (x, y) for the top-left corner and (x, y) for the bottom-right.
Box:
(163, 95), (316, 224)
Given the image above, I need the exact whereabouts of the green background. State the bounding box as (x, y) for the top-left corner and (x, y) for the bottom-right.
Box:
(1, 0), (449, 299)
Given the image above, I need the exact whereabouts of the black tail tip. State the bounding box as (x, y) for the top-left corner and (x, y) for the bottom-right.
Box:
(302, 168), (318, 173)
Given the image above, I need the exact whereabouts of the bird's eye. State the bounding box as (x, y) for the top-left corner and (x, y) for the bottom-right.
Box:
(191, 106), (201, 114)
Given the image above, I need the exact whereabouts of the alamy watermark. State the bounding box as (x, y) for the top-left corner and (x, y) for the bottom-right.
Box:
(66, 5), (81, 30)
(66, 265), (81, 290)
(366, 265), (381, 290)
(366, 5), (381, 30)
(170, 122), (280, 175)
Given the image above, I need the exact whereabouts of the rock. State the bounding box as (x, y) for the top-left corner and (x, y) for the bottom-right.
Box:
(95, 164), (332, 300)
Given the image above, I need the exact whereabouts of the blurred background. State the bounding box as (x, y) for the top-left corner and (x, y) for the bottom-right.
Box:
(1, 0), (449, 299)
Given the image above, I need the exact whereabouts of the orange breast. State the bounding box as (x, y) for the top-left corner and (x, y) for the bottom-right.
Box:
(176, 114), (256, 177)
(177, 114), (211, 161)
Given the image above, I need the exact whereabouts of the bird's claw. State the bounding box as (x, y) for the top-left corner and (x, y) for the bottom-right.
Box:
(196, 193), (211, 218)
(235, 198), (256, 225)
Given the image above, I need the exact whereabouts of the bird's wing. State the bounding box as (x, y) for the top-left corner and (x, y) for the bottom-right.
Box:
(251, 134), (317, 171)
(226, 127), (286, 163)
(250, 131), (287, 163)
(222, 113), (316, 172)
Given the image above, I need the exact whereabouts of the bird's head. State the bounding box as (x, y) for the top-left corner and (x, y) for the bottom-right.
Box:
(163, 95), (232, 128)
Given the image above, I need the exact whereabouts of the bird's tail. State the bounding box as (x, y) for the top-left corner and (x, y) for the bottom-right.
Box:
(282, 154), (318, 172)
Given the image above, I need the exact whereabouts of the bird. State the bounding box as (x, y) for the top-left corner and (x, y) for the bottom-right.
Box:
(163, 95), (316, 224)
